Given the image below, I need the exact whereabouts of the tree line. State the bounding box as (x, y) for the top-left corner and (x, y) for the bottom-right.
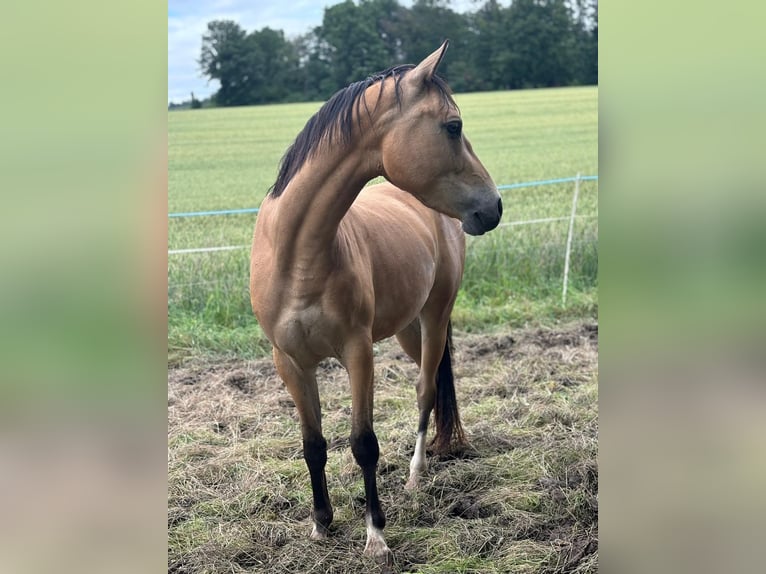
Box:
(192, 0), (597, 108)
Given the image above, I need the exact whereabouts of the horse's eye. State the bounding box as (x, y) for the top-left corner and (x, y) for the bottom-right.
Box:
(445, 120), (462, 139)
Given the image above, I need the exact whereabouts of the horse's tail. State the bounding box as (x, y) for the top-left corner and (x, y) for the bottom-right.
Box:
(431, 320), (466, 455)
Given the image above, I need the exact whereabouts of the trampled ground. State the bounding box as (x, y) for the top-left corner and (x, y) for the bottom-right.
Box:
(168, 321), (598, 573)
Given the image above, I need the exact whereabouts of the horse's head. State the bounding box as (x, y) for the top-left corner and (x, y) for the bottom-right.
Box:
(377, 41), (502, 236)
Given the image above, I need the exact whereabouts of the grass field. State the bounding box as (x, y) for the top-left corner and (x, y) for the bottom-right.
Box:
(168, 86), (598, 359)
(169, 322), (598, 573)
(168, 86), (598, 573)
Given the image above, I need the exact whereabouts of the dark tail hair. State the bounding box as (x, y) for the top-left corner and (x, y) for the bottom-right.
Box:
(430, 320), (466, 454)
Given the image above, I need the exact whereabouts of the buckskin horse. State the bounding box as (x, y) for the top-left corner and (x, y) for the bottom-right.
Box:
(250, 41), (502, 563)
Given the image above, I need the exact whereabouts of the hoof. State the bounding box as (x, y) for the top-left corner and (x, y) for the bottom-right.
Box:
(364, 524), (392, 567)
(364, 541), (393, 567)
(310, 524), (329, 540)
(404, 476), (418, 490)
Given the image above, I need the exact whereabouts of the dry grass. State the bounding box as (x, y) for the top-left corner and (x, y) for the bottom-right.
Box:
(168, 321), (598, 573)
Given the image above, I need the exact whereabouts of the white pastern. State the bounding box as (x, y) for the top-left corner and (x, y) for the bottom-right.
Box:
(364, 516), (392, 562)
(405, 431), (427, 490)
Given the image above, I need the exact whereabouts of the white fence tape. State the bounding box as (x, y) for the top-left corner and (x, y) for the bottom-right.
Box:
(168, 245), (247, 255)
(169, 215), (597, 255)
(169, 177), (597, 304)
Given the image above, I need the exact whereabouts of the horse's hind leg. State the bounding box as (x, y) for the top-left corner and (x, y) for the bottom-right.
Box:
(396, 320), (430, 489)
(395, 319), (422, 365)
(341, 336), (392, 564)
(272, 348), (333, 539)
(407, 314), (468, 489)
(403, 317), (449, 490)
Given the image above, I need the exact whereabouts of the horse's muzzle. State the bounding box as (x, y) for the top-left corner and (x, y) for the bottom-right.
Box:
(462, 196), (503, 236)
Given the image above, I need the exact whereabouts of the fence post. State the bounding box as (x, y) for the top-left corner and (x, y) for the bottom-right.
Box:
(562, 173), (581, 306)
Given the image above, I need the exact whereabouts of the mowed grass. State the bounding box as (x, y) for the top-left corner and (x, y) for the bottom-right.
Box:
(168, 323), (598, 573)
(168, 86), (598, 359)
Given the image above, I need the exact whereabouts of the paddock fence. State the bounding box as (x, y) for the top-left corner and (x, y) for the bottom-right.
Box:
(168, 174), (598, 307)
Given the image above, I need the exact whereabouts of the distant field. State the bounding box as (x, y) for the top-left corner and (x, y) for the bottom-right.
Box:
(168, 87), (596, 213)
(168, 86), (598, 359)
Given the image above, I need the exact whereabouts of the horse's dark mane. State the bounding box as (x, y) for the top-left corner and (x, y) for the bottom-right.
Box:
(269, 64), (455, 198)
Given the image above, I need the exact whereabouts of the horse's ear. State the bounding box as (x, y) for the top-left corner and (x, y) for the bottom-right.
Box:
(407, 40), (449, 87)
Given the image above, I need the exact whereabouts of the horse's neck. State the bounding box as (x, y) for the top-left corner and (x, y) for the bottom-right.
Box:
(268, 146), (379, 268)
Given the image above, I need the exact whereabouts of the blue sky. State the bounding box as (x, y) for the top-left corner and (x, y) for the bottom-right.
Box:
(168, 0), (478, 104)
(168, 1), (331, 103)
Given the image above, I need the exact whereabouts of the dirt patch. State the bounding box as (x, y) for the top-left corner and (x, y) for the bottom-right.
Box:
(460, 332), (518, 361)
(168, 321), (598, 573)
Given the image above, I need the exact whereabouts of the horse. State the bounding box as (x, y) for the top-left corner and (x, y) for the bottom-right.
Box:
(249, 40), (502, 564)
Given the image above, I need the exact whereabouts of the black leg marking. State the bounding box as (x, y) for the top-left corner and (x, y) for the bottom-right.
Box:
(351, 428), (386, 530)
(303, 434), (333, 531)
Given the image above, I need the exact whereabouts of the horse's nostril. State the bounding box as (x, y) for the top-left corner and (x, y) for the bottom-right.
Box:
(497, 197), (503, 218)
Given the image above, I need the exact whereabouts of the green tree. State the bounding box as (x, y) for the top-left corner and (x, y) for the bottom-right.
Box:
(199, 21), (301, 105)
(360, 0), (407, 61)
(569, 0), (598, 85)
(317, 0), (395, 88)
(505, 0), (576, 88)
(467, 0), (511, 91)
(396, 0), (470, 89)
(196, 0), (597, 107)
(292, 29), (337, 101)
(585, 19), (598, 85)
(245, 27), (300, 103)
(199, 20), (252, 106)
